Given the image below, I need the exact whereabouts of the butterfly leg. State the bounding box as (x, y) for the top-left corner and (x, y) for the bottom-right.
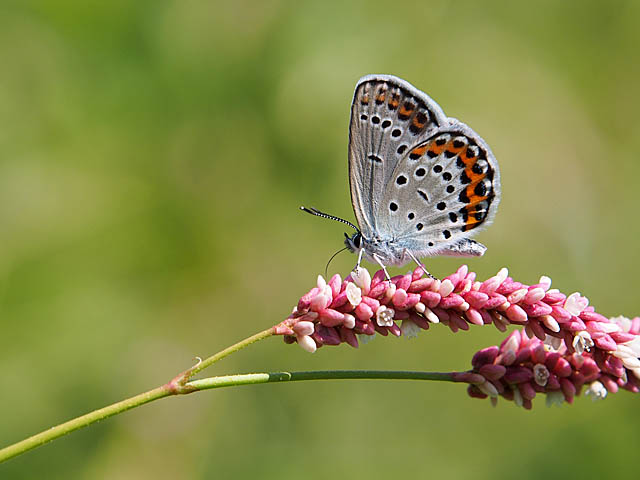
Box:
(356, 247), (365, 269)
(371, 253), (392, 281)
(405, 250), (437, 280)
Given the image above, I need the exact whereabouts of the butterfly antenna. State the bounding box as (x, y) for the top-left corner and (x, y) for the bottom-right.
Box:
(300, 206), (359, 232)
(324, 246), (348, 278)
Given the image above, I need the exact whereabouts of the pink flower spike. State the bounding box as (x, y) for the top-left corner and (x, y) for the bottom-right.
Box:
(283, 265), (640, 406)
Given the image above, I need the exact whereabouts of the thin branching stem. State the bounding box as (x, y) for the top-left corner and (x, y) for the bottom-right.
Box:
(0, 366), (459, 463)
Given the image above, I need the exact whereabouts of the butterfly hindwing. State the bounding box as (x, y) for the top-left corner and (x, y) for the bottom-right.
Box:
(379, 122), (501, 257)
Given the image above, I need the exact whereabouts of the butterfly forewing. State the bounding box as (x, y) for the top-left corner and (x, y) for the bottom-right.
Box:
(348, 75), (448, 239)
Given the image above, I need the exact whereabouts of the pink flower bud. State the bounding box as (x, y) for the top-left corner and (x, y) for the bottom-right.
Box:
(393, 273), (412, 291)
(354, 303), (374, 321)
(465, 291), (489, 309)
(420, 291), (441, 308)
(506, 304), (528, 324)
(479, 364), (507, 381)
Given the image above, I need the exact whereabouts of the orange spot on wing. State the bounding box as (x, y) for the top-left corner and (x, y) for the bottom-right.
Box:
(412, 114), (426, 130)
(465, 184), (487, 205)
(430, 142), (447, 155)
(445, 140), (466, 154)
(398, 102), (415, 119)
(388, 93), (400, 109)
(411, 145), (428, 156)
(462, 217), (483, 231)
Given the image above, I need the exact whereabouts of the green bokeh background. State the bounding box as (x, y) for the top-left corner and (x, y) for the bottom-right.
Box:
(1, 0), (639, 478)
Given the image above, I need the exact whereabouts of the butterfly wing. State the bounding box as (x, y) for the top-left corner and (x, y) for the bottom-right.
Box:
(348, 75), (449, 240)
(380, 121), (501, 258)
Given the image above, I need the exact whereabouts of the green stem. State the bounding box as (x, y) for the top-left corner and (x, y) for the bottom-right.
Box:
(0, 369), (460, 463)
(0, 327), (276, 464)
(188, 370), (457, 389)
(177, 326), (276, 383)
(0, 386), (170, 464)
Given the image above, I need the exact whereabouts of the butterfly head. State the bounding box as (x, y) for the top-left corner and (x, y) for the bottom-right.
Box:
(344, 231), (363, 253)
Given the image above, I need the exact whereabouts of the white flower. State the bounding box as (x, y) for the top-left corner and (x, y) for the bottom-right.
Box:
(626, 337), (640, 357)
(508, 288), (528, 304)
(375, 305), (395, 327)
(438, 279), (455, 297)
(351, 266), (371, 292)
(546, 391), (565, 407)
(342, 313), (355, 329)
(585, 381), (607, 401)
(478, 380), (499, 397)
(538, 275), (552, 290)
(496, 267), (509, 283)
(345, 282), (362, 307)
(503, 334), (520, 353)
(610, 315), (632, 332)
(297, 335), (317, 353)
(423, 307), (439, 323)
(541, 315), (560, 333)
(401, 319), (420, 339)
(564, 292), (589, 316)
(572, 331), (594, 355)
(533, 364), (550, 387)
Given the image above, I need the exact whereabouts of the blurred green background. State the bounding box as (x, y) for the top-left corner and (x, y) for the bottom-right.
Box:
(1, 0), (639, 478)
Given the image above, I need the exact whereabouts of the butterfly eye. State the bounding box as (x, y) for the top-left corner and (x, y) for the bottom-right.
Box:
(353, 234), (362, 249)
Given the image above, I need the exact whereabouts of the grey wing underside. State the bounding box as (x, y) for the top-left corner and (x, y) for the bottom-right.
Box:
(348, 75), (501, 259)
(348, 74), (448, 240)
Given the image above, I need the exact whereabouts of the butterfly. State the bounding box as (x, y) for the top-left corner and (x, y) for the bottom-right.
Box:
(303, 74), (501, 278)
